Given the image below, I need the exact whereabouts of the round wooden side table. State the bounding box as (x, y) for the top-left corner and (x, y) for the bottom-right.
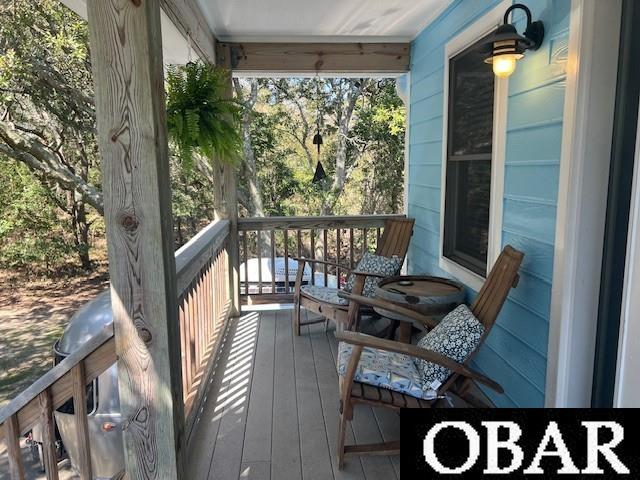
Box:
(373, 275), (465, 341)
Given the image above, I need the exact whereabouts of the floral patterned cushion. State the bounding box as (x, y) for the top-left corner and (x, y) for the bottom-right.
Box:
(300, 285), (349, 306)
(344, 252), (403, 297)
(414, 304), (485, 390)
(337, 340), (437, 400)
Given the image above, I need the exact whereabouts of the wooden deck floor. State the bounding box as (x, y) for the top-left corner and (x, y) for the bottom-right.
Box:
(186, 309), (401, 480)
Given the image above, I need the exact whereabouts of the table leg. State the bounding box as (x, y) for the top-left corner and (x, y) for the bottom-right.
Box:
(398, 321), (412, 343)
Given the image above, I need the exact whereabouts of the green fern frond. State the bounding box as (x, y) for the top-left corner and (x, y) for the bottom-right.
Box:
(166, 61), (242, 168)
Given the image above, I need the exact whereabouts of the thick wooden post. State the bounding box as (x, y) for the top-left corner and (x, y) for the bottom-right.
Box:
(86, 1), (185, 478)
(214, 42), (241, 315)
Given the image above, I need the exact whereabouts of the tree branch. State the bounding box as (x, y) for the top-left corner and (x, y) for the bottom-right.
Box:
(272, 81), (315, 170)
(32, 63), (95, 119)
(0, 120), (103, 214)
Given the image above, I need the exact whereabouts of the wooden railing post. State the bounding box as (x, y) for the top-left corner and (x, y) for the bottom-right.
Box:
(5, 414), (24, 480)
(87, 0), (185, 478)
(214, 41), (241, 316)
(71, 362), (92, 479)
(236, 215), (405, 304)
(38, 390), (58, 480)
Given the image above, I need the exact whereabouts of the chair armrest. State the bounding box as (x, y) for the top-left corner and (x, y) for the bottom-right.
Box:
(291, 257), (353, 272)
(350, 270), (386, 279)
(337, 291), (439, 329)
(335, 331), (503, 394)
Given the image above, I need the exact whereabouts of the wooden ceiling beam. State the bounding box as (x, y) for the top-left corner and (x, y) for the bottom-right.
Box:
(224, 42), (411, 74)
(160, 0), (216, 63)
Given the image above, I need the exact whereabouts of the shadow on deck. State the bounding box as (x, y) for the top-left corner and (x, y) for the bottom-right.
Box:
(186, 310), (401, 480)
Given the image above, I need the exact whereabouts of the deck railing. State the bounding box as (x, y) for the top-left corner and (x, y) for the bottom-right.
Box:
(238, 214), (404, 305)
(0, 214), (403, 478)
(175, 220), (232, 428)
(0, 219), (232, 479)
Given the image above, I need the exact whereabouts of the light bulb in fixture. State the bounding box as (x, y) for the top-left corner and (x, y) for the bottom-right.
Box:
(489, 54), (521, 78)
(483, 3), (544, 79)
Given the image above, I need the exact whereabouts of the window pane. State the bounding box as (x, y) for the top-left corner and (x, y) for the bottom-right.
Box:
(443, 38), (495, 276)
(445, 160), (491, 274)
(450, 45), (494, 156)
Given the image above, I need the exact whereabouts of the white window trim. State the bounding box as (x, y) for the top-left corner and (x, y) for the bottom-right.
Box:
(545, 0), (622, 407)
(438, 0), (510, 292)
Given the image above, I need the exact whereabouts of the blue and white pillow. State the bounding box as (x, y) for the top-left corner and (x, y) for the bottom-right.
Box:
(344, 252), (403, 297)
(414, 304), (485, 391)
(337, 341), (431, 400)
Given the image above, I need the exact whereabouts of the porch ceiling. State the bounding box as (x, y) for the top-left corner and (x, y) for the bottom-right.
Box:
(196, 0), (453, 42)
(60, 0), (193, 64)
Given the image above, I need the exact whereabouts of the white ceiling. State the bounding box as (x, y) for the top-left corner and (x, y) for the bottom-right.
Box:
(196, 0), (452, 42)
(61, 0), (191, 64)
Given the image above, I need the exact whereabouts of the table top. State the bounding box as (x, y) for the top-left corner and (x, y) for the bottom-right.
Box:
(376, 275), (464, 304)
(378, 276), (462, 297)
(373, 275), (464, 326)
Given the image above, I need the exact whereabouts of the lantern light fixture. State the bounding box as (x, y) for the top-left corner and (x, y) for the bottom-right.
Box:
(484, 3), (544, 78)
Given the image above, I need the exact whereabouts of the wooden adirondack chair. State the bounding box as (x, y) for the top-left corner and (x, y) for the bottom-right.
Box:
(292, 217), (415, 336)
(334, 245), (524, 467)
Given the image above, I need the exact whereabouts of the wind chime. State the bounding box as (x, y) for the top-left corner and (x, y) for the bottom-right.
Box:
(312, 76), (327, 184)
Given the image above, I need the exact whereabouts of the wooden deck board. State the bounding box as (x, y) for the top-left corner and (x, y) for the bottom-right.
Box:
(271, 310), (303, 480)
(188, 310), (400, 480)
(294, 322), (335, 480)
(240, 461), (272, 480)
(209, 313), (260, 480)
(307, 320), (368, 480)
(186, 318), (238, 479)
(242, 311), (276, 465)
(372, 408), (401, 477)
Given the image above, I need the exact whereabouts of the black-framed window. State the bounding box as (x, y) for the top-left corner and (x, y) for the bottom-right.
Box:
(443, 38), (495, 276)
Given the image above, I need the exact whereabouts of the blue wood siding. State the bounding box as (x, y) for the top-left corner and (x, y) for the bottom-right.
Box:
(407, 0), (571, 407)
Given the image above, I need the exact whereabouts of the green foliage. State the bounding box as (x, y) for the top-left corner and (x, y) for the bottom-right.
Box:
(166, 62), (243, 168)
(247, 98), (301, 216)
(169, 150), (215, 245)
(235, 77), (406, 217)
(348, 79), (406, 214)
(0, 0), (407, 274)
(0, 0), (94, 130)
(0, 159), (76, 271)
(0, 0), (101, 272)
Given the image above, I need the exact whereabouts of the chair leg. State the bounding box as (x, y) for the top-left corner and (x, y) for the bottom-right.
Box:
(293, 296), (301, 336)
(337, 411), (349, 470)
(387, 320), (399, 340)
(324, 317), (330, 332)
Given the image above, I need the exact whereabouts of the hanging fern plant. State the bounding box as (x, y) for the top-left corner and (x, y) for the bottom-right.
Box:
(166, 61), (242, 168)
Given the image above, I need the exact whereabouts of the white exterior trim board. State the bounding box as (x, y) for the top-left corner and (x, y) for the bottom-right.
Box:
(545, 0), (622, 407)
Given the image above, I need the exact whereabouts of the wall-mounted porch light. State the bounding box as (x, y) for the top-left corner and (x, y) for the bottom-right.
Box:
(484, 3), (545, 78)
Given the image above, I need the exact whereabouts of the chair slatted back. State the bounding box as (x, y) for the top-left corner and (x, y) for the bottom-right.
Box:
(438, 245), (524, 397)
(470, 245), (524, 330)
(375, 218), (415, 260)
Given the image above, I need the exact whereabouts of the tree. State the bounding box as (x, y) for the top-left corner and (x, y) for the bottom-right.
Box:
(0, 1), (225, 270)
(350, 79), (406, 214)
(267, 78), (372, 214)
(237, 78), (405, 218)
(323, 78), (368, 214)
(0, 158), (79, 270)
(0, 0), (101, 268)
(0, 0), (406, 273)
(233, 78), (265, 217)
